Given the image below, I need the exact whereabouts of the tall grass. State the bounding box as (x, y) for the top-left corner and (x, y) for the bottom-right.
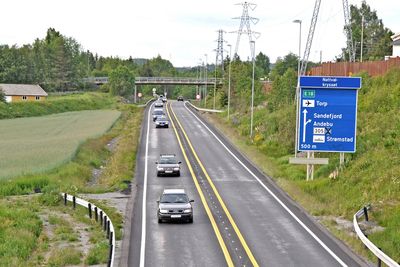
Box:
(0, 110), (121, 179)
(0, 92), (117, 119)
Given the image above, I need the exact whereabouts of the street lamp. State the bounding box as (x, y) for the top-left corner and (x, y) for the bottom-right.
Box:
(227, 44), (232, 120)
(250, 40), (255, 138)
(293, 19), (302, 157)
(204, 54), (208, 107)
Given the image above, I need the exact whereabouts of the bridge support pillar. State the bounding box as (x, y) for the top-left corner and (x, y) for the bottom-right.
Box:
(134, 85), (137, 103)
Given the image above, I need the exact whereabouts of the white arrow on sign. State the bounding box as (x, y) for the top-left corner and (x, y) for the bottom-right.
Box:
(302, 109), (312, 143)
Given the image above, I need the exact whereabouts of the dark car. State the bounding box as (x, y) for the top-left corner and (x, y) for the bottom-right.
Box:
(177, 95), (184, 101)
(157, 189), (194, 223)
(152, 109), (165, 121)
(155, 115), (169, 128)
(156, 154), (181, 176)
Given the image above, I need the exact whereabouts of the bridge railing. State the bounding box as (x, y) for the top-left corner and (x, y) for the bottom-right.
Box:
(83, 77), (223, 85)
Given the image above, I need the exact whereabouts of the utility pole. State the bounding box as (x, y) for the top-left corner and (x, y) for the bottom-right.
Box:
(214, 29), (225, 109)
(343, 0), (356, 62)
(204, 54), (208, 107)
(227, 44), (232, 120)
(232, 2), (260, 57)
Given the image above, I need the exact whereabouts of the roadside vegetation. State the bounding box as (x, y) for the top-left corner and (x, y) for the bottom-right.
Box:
(205, 67), (400, 262)
(0, 92), (116, 119)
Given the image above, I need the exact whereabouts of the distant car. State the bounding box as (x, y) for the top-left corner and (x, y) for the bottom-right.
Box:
(155, 115), (169, 128)
(177, 96), (184, 101)
(161, 96), (167, 103)
(157, 189), (194, 223)
(154, 101), (163, 108)
(156, 154), (181, 176)
(152, 109), (165, 121)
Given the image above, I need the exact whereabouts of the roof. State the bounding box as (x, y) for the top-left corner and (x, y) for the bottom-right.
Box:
(163, 189), (185, 194)
(0, 84), (48, 96)
(392, 33), (400, 42)
(394, 39), (400, 46)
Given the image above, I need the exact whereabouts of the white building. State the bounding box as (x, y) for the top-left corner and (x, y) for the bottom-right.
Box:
(392, 33), (400, 57)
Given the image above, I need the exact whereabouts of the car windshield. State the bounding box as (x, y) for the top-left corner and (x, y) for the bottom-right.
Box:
(156, 116), (167, 121)
(153, 110), (164, 115)
(159, 157), (176, 164)
(160, 193), (189, 203)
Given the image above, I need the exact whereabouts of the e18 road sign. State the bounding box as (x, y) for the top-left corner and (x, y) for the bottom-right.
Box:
(298, 76), (361, 153)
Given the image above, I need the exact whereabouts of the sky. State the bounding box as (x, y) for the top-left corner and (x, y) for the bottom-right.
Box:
(0, 0), (399, 67)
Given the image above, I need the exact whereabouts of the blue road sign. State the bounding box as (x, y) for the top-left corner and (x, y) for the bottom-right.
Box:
(300, 76), (361, 89)
(298, 76), (361, 153)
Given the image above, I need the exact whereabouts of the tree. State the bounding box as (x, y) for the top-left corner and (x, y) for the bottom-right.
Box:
(341, 1), (393, 61)
(270, 53), (299, 78)
(108, 66), (135, 97)
(0, 89), (6, 103)
(255, 52), (270, 77)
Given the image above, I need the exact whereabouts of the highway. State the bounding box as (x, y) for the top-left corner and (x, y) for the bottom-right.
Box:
(127, 100), (367, 267)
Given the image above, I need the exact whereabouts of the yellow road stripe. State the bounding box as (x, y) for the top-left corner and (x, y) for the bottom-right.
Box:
(170, 103), (260, 267)
(166, 103), (234, 267)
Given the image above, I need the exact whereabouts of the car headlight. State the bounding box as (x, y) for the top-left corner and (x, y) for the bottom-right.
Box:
(159, 209), (168, 214)
(157, 167), (164, 171)
(173, 167), (180, 171)
(165, 121), (169, 124)
(183, 209), (192, 213)
(156, 121), (160, 125)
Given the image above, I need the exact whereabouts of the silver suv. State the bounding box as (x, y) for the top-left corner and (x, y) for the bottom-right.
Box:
(156, 154), (181, 176)
(157, 189), (194, 223)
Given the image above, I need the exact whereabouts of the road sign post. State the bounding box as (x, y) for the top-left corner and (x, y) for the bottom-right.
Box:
(291, 76), (361, 180)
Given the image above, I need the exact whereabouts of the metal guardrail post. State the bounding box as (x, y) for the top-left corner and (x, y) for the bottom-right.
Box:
(72, 196), (76, 209)
(104, 216), (107, 231)
(107, 220), (110, 239)
(64, 193), (67, 206)
(100, 211), (103, 226)
(363, 206), (369, 221)
(108, 244), (113, 267)
(88, 203), (92, 218)
(94, 207), (98, 221)
(110, 232), (113, 245)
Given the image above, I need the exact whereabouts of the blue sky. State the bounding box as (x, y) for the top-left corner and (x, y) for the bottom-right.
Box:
(0, 0), (399, 67)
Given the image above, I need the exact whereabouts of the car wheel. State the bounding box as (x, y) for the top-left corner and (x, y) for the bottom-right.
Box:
(158, 218), (162, 223)
(157, 172), (161, 177)
(177, 171), (180, 177)
(188, 217), (193, 223)
(166, 125), (169, 128)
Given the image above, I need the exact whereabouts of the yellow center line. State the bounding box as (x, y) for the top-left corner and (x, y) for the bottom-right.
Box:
(170, 103), (260, 267)
(166, 102), (234, 267)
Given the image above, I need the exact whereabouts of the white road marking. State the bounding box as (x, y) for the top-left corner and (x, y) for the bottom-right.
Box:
(183, 103), (348, 267)
(139, 103), (154, 267)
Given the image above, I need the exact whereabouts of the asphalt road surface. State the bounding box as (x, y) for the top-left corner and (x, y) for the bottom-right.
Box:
(127, 100), (367, 267)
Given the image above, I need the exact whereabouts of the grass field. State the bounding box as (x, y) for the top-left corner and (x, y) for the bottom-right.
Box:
(0, 110), (121, 179)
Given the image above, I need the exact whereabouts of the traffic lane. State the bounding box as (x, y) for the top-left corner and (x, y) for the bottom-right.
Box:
(144, 105), (225, 266)
(171, 102), (345, 266)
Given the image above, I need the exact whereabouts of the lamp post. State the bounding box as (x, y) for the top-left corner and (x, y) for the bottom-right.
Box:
(227, 44), (232, 120)
(293, 19), (302, 157)
(250, 40), (255, 138)
(204, 54), (208, 107)
(361, 15), (364, 62)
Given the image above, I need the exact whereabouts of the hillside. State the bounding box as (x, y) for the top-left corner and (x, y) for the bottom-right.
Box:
(211, 68), (400, 261)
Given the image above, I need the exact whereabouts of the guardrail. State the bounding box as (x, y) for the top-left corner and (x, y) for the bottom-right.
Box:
(61, 193), (116, 267)
(353, 205), (399, 267)
(185, 101), (224, 113)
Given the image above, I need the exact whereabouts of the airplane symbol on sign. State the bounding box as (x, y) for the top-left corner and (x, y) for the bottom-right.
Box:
(302, 99), (315, 107)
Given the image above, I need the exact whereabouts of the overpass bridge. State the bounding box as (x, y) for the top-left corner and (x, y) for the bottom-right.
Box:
(84, 77), (223, 86)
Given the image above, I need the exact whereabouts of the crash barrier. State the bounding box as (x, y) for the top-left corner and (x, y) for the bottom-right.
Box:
(138, 97), (155, 107)
(185, 101), (223, 113)
(353, 205), (399, 267)
(62, 193), (116, 267)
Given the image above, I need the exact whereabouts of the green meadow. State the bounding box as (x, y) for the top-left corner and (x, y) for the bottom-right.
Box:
(0, 110), (121, 179)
